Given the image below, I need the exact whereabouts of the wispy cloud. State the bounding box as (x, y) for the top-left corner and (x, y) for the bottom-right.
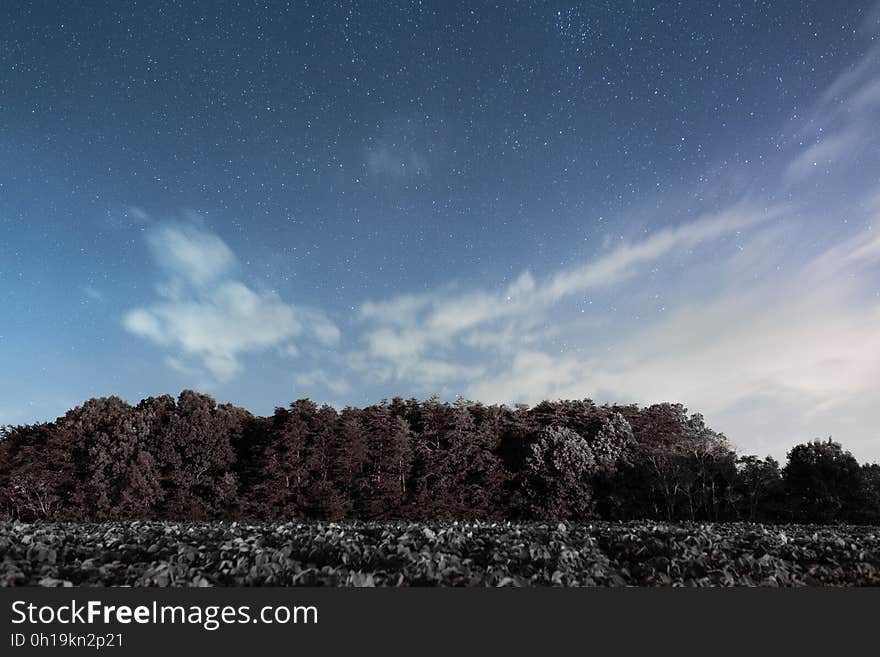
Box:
(82, 285), (104, 302)
(354, 202), (779, 386)
(785, 130), (864, 183)
(124, 217), (339, 381)
(364, 114), (436, 182)
(366, 144), (429, 179)
(784, 38), (880, 184)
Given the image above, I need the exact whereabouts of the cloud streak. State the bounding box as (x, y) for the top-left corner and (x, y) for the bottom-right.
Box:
(784, 39), (880, 185)
(355, 202), (780, 381)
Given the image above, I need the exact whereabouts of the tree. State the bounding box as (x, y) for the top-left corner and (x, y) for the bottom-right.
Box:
(359, 403), (413, 518)
(676, 413), (737, 521)
(257, 404), (312, 518)
(612, 405), (735, 521)
(590, 411), (634, 470)
(734, 456), (783, 522)
(590, 411), (637, 519)
(148, 391), (241, 519)
(0, 423), (65, 520)
(333, 407), (370, 518)
(407, 400), (505, 519)
(301, 403), (346, 520)
(1, 389), (875, 525)
(54, 396), (166, 519)
(782, 439), (864, 523)
(230, 413), (273, 518)
(856, 464), (880, 524)
(521, 425), (596, 519)
(407, 397), (454, 516)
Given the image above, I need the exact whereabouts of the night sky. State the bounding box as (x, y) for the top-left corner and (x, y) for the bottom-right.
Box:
(2, 1), (879, 461)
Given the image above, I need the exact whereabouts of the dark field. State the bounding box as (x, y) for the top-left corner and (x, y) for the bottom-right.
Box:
(2, 521), (879, 587)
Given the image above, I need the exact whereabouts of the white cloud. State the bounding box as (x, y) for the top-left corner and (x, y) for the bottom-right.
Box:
(147, 222), (236, 286)
(124, 219), (339, 381)
(126, 282), (303, 380)
(360, 293), (433, 326)
(355, 203), (778, 385)
(405, 359), (486, 386)
(164, 356), (202, 378)
(294, 370), (351, 396)
(298, 308), (342, 346)
(540, 204), (776, 302)
(402, 204), (772, 335)
(366, 327), (431, 361)
(466, 350), (583, 404)
(124, 309), (167, 344)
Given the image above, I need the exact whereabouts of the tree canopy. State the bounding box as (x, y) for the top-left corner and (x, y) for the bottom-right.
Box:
(1, 392), (877, 524)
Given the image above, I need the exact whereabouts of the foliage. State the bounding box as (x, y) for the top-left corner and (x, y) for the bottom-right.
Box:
(521, 426), (596, 519)
(782, 439), (864, 524)
(734, 456), (783, 522)
(1, 393), (878, 524)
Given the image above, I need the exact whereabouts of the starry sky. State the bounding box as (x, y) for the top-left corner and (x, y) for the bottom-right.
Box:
(2, 1), (879, 462)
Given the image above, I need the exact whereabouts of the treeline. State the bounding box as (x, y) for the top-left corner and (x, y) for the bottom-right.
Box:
(1, 391), (878, 524)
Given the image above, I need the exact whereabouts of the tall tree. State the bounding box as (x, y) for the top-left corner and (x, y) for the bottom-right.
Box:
(360, 403), (412, 518)
(150, 391), (240, 519)
(54, 396), (165, 519)
(783, 439), (863, 523)
(0, 423), (65, 520)
(333, 407), (370, 518)
(734, 456), (783, 522)
(521, 425), (596, 519)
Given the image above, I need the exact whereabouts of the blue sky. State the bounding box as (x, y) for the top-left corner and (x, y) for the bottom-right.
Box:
(2, 1), (879, 462)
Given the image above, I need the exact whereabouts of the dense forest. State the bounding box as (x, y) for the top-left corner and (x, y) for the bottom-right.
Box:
(1, 391), (878, 524)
